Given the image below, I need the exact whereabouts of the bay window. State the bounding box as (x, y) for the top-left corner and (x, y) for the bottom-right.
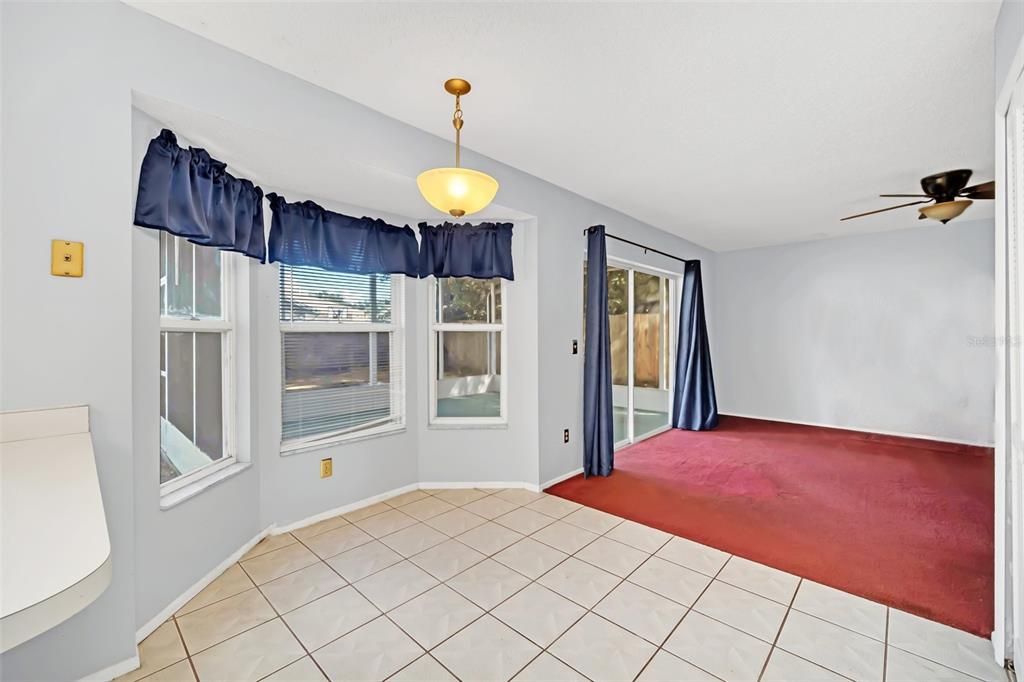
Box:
(159, 232), (236, 489)
(279, 265), (405, 450)
(429, 277), (507, 425)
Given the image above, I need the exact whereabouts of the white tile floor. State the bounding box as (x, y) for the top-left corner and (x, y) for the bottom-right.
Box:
(118, 488), (1008, 682)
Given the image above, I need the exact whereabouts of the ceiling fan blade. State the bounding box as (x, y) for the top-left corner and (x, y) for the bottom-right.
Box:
(840, 200), (933, 222)
(879, 193), (930, 198)
(960, 181), (995, 200)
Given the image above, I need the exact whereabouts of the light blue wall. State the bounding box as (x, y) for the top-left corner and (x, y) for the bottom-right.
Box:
(0, 3), (711, 678)
(714, 219), (995, 444)
(996, 0), (1024, 95)
(129, 113), (265, 627)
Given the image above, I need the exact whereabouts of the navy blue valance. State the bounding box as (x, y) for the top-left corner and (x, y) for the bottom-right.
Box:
(266, 193), (419, 276)
(134, 129), (266, 262)
(418, 222), (514, 280)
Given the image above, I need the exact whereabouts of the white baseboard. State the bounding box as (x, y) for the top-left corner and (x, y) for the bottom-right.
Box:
(274, 482), (420, 534)
(79, 654), (139, 682)
(135, 526), (272, 644)
(719, 411), (993, 448)
(540, 467), (584, 490)
(419, 480), (538, 492)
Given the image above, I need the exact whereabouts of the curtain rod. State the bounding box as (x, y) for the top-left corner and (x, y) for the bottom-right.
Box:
(583, 226), (698, 265)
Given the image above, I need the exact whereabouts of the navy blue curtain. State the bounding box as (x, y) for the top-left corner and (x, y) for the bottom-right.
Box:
(267, 193), (419, 276)
(418, 222), (514, 280)
(583, 225), (615, 477)
(672, 261), (719, 430)
(134, 129), (266, 262)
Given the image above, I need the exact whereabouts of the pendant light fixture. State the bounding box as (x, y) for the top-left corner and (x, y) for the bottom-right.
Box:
(417, 78), (499, 217)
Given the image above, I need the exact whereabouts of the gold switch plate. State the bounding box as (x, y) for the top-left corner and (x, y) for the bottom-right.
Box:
(51, 240), (84, 277)
(320, 458), (333, 478)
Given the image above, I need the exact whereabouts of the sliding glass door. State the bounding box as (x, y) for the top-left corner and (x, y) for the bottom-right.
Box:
(608, 266), (630, 443)
(631, 270), (672, 441)
(587, 260), (675, 448)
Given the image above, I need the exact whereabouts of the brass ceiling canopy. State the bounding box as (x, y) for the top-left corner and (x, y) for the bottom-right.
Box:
(444, 78), (471, 97)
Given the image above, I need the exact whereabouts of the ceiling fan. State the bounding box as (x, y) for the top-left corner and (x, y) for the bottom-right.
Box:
(840, 169), (995, 224)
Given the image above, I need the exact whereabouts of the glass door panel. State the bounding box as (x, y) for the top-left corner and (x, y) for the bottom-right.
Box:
(633, 272), (672, 438)
(583, 259), (675, 448)
(607, 266), (630, 444)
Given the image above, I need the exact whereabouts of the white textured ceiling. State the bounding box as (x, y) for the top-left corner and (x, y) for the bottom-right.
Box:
(130, 1), (1000, 251)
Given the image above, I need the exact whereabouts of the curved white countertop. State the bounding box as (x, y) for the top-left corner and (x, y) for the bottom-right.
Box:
(0, 406), (111, 653)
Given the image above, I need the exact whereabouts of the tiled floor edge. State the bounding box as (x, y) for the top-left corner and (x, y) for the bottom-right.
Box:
(419, 481), (542, 492)
(79, 653), (140, 682)
(275, 482), (421, 535)
(539, 468), (584, 491)
(134, 527), (274, 647)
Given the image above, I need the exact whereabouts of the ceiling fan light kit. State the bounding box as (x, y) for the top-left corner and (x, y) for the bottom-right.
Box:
(840, 169), (994, 224)
(919, 199), (972, 224)
(416, 78), (499, 218)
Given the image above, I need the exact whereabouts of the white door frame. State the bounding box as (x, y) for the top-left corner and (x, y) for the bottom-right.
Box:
(994, 35), (1024, 668)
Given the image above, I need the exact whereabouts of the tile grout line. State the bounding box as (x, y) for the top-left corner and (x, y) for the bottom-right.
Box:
(766, 607), (884, 681)
(882, 607), (890, 682)
(125, 622), (195, 682)
(339, 505), (623, 681)
(504, 515), (720, 681)
(493, 514), (643, 682)
(252, 561), (336, 682)
(361, 507), (570, 678)
(171, 614), (201, 682)
(378, 512), (577, 671)
(283, 557), (450, 675)
(178, 518), (425, 675)
(756, 576), (801, 682)
(631, 553), (735, 682)
(290, 489), (546, 679)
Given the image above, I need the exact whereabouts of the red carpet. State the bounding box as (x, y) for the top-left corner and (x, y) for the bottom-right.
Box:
(547, 416), (994, 636)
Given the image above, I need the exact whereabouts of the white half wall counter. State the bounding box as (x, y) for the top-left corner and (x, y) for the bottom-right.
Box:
(0, 405), (112, 653)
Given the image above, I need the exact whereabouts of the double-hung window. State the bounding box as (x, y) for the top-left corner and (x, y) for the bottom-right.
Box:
(159, 232), (236, 489)
(279, 266), (405, 450)
(429, 277), (507, 425)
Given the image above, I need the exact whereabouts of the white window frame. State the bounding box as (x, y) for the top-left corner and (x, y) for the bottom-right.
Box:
(279, 272), (406, 453)
(428, 278), (509, 427)
(159, 238), (239, 496)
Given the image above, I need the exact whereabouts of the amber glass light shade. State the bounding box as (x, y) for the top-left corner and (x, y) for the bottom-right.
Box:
(417, 167), (499, 218)
(919, 200), (972, 224)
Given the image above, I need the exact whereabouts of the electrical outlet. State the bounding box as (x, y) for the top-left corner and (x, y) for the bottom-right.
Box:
(563, 429), (570, 444)
(320, 457), (333, 478)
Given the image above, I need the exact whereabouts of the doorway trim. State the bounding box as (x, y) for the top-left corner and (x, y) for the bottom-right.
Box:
(993, 29), (1024, 668)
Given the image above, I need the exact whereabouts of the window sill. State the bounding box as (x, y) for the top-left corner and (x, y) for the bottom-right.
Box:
(160, 462), (251, 510)
(428, 421), (509, 431)
(280, 425), (407, 456)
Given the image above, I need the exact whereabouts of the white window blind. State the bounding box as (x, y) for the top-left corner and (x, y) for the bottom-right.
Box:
(279, 266), (405, 448)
